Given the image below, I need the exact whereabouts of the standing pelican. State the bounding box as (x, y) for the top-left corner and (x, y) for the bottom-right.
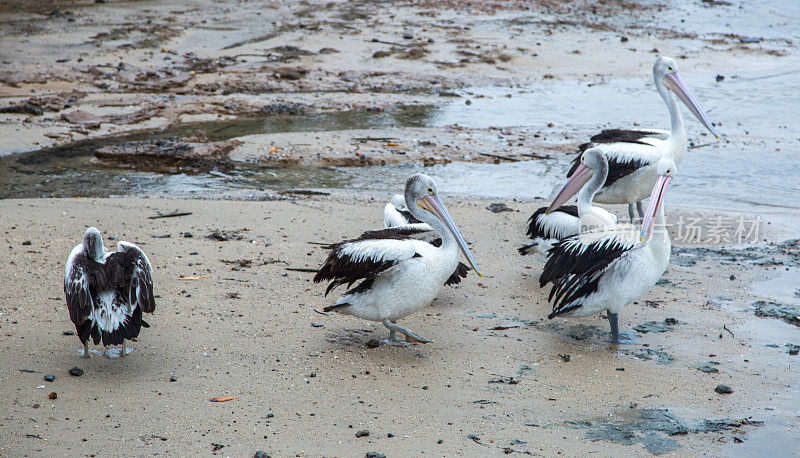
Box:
(64, 227), (156, 357)
(565, 56), (716, 220)
(540, 159), (675, 344)
(519, 148), (617, 255)
(315, 174), (480, 344)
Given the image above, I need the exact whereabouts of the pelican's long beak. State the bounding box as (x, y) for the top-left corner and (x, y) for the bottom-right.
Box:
(663, 72), (718, 138)
(640, 175), (672, 242)
(547, 163), (593, 213)
(418, 194), (481, 276)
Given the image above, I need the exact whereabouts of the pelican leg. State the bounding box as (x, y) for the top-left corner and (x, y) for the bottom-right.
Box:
(628, 204), (637, 222)
(120, 340), (127, 357)
(382, 319), (431, 344)
(82, 341), (91, 358)
(636, 201), (645, 220)
(607, 311), (636, 344)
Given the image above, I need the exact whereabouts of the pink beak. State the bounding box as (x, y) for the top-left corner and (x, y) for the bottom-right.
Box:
(547, 163), (593, 214)
(640, 175), (672, 242)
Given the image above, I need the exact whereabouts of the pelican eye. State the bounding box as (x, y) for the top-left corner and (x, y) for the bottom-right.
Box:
(426, 187), (434, 194)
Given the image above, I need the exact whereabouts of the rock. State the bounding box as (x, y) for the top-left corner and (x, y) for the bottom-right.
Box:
(169, 376), (178, 382)
(372, 50), (392, 59)
(62, 110), (103, 128)
(22, 240), (32, 246)
(751, 300), (800, 327)
(355, 429), (370, 438)
(94, 137), (241, 174)
(44, 375), (55, 382)
(366, 339), (381, 348)
(254, 451), (271, 458)
(259, 102), (305, 116)
(714, 384), (733, 394)
(68, 367), (84, 377)
(691, 361), (720, 373)
(207, 231), (244, 241)
(486, 203), (514, 213)
(63, 330), (75, 336)
(365, 453), (386, 458)
(786, 344), (799, 355)
(49, 392), (58, 400)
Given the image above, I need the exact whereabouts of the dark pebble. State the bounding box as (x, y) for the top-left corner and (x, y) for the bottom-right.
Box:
(169, 376), (178, 382)
(68, 367), (84, 377)
(311, 322), (323, 328)
(254, 451), (271, 458)
(366, 339), (381, 348)
(620, 36), (629, 42)
(22, 240), (31, 246)
(729, 274), (735, 280)
(365, 453), (386, 458)
(355, 430), (370, 438)
(183, 232), (193, 238)
(559, 354), (571, 362)
(62, 331), (75, 336)
(402, 33), (413, 39)
(437, 439), (443, 444)
(44, 375), (55, 382)
(421, 385), (428, 390)
(714, 384), (733, 394)
(387, 433), (394, 438)
(49, 392), (58, 400)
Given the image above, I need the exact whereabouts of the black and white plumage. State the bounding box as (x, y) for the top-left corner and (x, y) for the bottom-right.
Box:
(540, 158), (676, 344)
(315, 174), (480, 345)
(384, 194), (422, 227)
(564, 56), (717, 221)
(519, 148), (617, 255)
(64, 227), (156, 357)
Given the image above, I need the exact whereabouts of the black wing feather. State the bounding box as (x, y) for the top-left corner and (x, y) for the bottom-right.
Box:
(445, 262), (470, 286)
(65, 252), (106, 326)
(314, 229), (422, 296)
(540, 235), (631, 318)
(567, 129), (660, 184)
(525, 205), (579, 239)
(107, 243), (156, 313)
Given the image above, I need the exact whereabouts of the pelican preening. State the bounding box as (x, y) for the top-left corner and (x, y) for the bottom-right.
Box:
(519, 148), (617, 255)
(64, 227), (156, 357)
(315, 174), (480, 345)
(566, 56), (717, 221)
(540, 158), (675, 344)
(384, 193), (422, 227)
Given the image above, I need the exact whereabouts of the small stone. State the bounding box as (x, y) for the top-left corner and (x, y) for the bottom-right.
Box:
(32, 403), (40, 409)
(421, 385), (428, 390)
(68, 367), (84, 377)
(558, 354), (571, 362)
(366, 339), (381, 348)
(355, 429), (370, 438)
(49, 392), (58, 400)
(62, 331), (75, 335)
(365, 453), (386, 458)
(387, 433), (394, 438)
(183, 232), (193, 238)
(716, 74), (725, 82)
(437, 439), (444, 444)
(729, 274), (735, 280)
(22, 241), (31, 245)
(169, 376), (178, 382)
(44, 375), (55, 382)
(402, 33), (413, 39)
(714, 384), (733, 394)
(311, 322), (323, 328)
(620, 36), (629, 42)
(254, 451), (271, 458)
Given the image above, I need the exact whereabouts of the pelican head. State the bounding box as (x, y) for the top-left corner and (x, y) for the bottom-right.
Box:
(653, 56), (717, 138)
(641, 158), (677, 242)
(82, 227), (105, 262)
(547, 147), (607, 213)
(389, 193), (408, 212)
(405, 174), (481, 276)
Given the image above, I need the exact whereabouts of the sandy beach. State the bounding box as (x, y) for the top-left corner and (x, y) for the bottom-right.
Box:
(1, 0), (799, 456)
(1, 194), (798, 456)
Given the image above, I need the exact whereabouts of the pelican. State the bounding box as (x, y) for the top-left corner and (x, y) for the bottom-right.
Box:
(64, 227), (156, 357)
(540, 158), (675, 344)
(519, 148), (617, 255)
(565, 56), (716, 221)
(384, 194), (422, 227)
(314, 174), (480, 345)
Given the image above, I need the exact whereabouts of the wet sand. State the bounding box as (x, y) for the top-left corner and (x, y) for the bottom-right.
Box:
(1, 195), (798, 456)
